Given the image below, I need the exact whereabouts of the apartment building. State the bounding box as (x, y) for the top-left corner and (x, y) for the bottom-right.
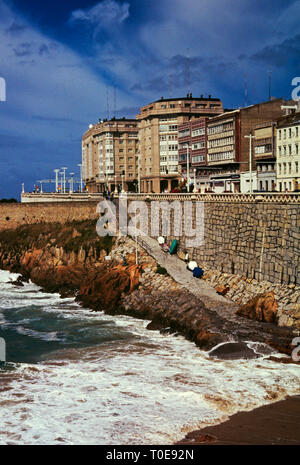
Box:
(254, 122), (277, 192)
(276, 112), (300, 192)
(136, 94), (223, 193)
(206, 98), (288, 193)
(178, 118), (211, 191)
(82, 118), (139, 193)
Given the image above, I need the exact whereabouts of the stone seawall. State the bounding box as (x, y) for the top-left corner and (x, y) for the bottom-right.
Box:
(180, 202), (299, 286)
(0, 202), (99, 231)
(1, 196), (299, 286)
(120, 197), (299, 286)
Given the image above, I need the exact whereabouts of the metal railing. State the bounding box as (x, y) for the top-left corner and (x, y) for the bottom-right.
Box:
(114, 192), (300, 203)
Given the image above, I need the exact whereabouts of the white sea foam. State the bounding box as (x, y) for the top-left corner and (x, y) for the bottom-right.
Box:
(0, 270), (299, 445)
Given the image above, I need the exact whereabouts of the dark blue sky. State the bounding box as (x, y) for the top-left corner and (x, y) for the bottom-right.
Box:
(0, 0), (300, 198)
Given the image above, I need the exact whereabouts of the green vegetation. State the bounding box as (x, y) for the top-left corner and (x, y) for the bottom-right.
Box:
(156, 264), (168, 275)
(0, 198), (18, 203)
(0, 219), (114, 257)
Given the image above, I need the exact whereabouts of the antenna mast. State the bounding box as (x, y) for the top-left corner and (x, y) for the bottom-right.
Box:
(244, 73), (248, 107)
(106, 85), (110, 120)
(268, 69), (272, 101)
(114, 86), (116, 118)
(186, 48), (190, 95)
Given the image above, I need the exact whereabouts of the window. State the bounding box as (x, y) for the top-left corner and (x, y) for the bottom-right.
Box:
(279, 130), (281, 140)
(192, 128), (205, 137)
(296, 161), (299, 173)
(289, 128), (292, 138)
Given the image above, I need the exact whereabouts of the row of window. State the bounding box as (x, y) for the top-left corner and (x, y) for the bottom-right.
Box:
(278, 144), (299, 156)
(277, 161), (299, 175)
(159, 124), (178, 132)
(160, 144), (178, 152)
(160, 155), (179, 162)
(278, 127), (299, 140)
(192, 155), (205, 163)
(208, 151), (234, 162)
(160, 135), (177, 141)
(192, 142), (205, 150)
(207, 122), (234, 135)
(208, 136), (233, 148)
(255, 144), (272, 154)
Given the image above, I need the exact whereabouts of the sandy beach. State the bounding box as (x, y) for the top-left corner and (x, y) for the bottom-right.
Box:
(177, 395), (300, 445)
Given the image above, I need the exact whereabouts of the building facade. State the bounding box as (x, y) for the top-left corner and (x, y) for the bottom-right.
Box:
(206, 98), (289, 193)
(276, 112), (300, 192)
(136, 94), (223, 193)
(254, 122), (277, 192)
(82, 118), (139, 193)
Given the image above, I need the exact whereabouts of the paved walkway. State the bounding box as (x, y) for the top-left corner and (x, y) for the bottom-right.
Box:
(137, 235), (239, 322)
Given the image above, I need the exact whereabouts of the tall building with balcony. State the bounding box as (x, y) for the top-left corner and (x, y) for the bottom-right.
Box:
(206, 98), (289, 193)
(136, 94), (223, 193)
(276, 112), (300, 192)
(254, 122), (277, 192)
(178, 118), (210, 191)
(82, 118), (139, 192)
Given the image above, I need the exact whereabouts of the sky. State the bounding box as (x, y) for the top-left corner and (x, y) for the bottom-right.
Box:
(0, 0), (300, 199)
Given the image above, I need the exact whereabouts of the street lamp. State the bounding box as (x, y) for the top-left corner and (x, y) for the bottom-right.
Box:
(121, 174), (125, 194)
(77, 163), (83, 192)
(54, 169), (60, 193)
(69, 172), (74, 193)
(193, 169), (197, 193)
(138, 154), (141, 194)
(183, 144), (191, 192)
(114, 174), (118, 194)
(61, 167), (67, 193)
(244, 133), (256, 194)
(59, 171), (64, 193)
(37, 180), (43, 193)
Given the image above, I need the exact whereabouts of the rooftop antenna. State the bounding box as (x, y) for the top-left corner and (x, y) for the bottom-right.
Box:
(106, 84), (110, 120)
(186, 48), (190, 95)
(268, 69), (272, 101)
(114, 86), (116, 118)
(244, 73), (248, 107)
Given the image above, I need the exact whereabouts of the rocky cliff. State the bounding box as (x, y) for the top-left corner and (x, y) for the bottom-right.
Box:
(0, 220), (297, 359)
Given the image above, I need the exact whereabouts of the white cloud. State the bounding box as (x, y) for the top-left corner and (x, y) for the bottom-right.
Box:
(69, 0), (130, 28)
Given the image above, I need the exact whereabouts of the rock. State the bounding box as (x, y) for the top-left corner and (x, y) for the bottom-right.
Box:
(208, 342), (259, 360)
(236, 291), (278, 324)
(72, 228), (81, 239)
(215, 285), (229, 296)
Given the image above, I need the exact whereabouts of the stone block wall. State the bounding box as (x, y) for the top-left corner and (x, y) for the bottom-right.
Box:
(0, 202), (99, 232)
(123, 197), (299, 285)
(171, 202), (299, 285)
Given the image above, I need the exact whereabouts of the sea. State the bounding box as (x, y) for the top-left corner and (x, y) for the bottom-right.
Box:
(0, 269), (299, 445)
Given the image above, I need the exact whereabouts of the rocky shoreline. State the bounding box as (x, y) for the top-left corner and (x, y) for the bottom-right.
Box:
(0, 221), (299, 361)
